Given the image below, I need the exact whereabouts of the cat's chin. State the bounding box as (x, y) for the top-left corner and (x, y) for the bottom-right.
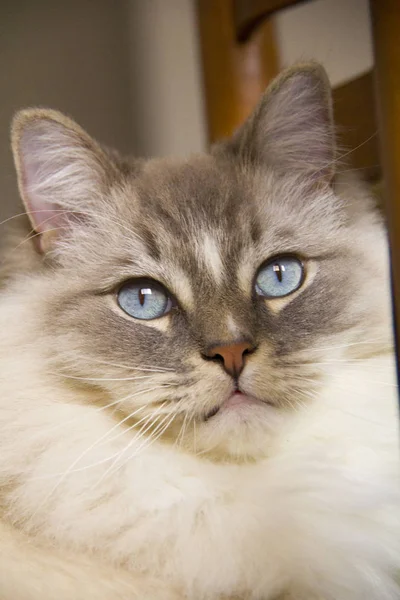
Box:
(204, 391), (270, 420)
(193, 392), (283, 462)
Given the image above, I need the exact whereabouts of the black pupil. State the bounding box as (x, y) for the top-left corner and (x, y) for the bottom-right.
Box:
(139, 289), (146, 306)
(273, 264), (283, 282)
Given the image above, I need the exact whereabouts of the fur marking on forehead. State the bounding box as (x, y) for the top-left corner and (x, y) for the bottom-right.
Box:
(198, 231), (224, 285)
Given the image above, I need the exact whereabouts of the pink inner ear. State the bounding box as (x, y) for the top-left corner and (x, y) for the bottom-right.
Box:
(19, 123), (72, 235)
(25, 197), (64, 235)
(16, 115), (103, 249)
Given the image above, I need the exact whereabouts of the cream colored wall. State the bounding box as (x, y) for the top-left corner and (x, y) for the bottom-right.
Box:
(274, 0), (373, 87)
(128, 0), (207, 158)
(0, 0), (133, 221)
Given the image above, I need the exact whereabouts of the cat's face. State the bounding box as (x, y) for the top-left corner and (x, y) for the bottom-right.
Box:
(10, 64), (391, 459)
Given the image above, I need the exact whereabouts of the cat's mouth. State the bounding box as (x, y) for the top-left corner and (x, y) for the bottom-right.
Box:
(204, 391), (269, 421)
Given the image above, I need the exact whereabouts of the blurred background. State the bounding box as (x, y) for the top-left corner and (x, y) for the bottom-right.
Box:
(0, 0), (376, 221)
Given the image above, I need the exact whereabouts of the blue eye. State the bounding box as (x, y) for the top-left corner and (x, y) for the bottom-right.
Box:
(255, 255), (304, 298)
(117, 279), (173, 320)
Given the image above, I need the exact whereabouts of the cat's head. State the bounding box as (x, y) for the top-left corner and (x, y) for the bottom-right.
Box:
(10, 63), (391, 460)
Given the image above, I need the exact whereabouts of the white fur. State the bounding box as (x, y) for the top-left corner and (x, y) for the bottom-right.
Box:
(170, 267), (195, 309)
(199, 232), (224, 285)
(226, 314), (240, 336)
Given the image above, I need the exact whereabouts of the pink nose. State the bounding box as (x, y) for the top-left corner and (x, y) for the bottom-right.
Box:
(205, 341), (254, 377)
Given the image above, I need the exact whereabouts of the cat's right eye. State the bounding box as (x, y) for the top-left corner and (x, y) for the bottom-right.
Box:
(117, 279), (173, 320)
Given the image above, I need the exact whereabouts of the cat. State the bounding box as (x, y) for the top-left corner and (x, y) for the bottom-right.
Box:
(0, 62), (399, 600)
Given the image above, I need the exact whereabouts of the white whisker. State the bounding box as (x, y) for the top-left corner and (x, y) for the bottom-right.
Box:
(56, 355), (176, 373)
(309, 339), (390, 353)
(93, 402), (170, 488)
(193, 419), (197, 454)
(114, 411), (178, 475)
(175, 412), (189, 448)
(28, 387), (172, 486)
(48, 372), (171, 383)
(11, 388), (152, 442)
(316, 132), (378, 177)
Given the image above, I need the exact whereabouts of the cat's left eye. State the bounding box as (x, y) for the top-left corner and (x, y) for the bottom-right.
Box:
(117, 279), (173, 320)
(255, 255), (304, 298)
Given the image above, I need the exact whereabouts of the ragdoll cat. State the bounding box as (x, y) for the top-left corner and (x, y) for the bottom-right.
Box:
(0, 63), (399, 600)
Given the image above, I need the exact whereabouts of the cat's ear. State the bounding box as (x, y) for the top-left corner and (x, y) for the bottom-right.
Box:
(11, 109), (117, 253)
(226, 63), (335, 182)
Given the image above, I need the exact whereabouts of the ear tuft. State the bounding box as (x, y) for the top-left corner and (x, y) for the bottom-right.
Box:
(11, 109), (116, 252)
(227, 63), (335, 182)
